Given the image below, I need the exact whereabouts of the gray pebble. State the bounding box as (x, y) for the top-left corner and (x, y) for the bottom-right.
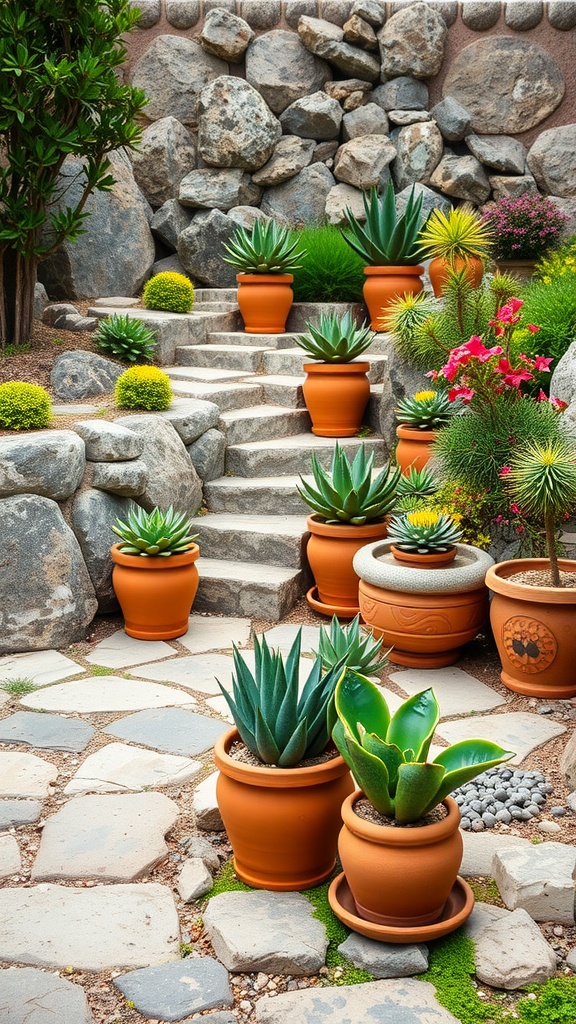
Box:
(495, 809), (512, 823)
(551, 806), (566, 817)
(460, 817), (471, 830)
(482, 813), (497, 827)
(471, 819), (485, 832)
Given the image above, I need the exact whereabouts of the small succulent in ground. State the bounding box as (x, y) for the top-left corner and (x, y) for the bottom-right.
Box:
(298, 442), (401, 525)
(95, 314), (156, 363)
(295, 311), (374, 363)
(395, 390), (457, 430)
(387, 509), (462, 553)
(111, 505), (198, 556)
(315, 614), (389, 675)
(222, 219), (306, 274)
(142, 271), (195, 313)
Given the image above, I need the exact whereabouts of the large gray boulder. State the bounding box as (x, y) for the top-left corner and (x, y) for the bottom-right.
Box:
(252, 137), (316, 187)
(150, 199), (194, 251)
(178, 209), (238, 288)
(245, 30), (330, 114)
(130, 117), (196, 208)
(72, 489), (133, 613)
(342, 103), (390, 142)
(392, 121), (443, 189)
(430, 96), (472, 142)
(465, 134), (526, 175)
(298, 16), (380, 81)
(430, 152), (491, 204)
(114, 415), (203, 515)
(51, 351), (123, 401)
(200, 8), (254, 63)
(131, 35), (228, 126)
(377, 3), (447, 79)
(0, 495), (97, 654)
(259, 162), (335, 226)
(39, 152), (154, 300)
(373, 77), (429, 112)
(527, 124), (576, 199)
(179, 168), (261, 211)
(0, 431), (85, 501)
(72, 421), (144, 462)
(334, 135), (396, 190)
(198, 77), (281, 171)
(279, 92), (343, 141)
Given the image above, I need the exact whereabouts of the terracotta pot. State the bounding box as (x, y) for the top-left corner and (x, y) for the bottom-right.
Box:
(428, 255), (484, 297)
(354, 540), (494, 668)
(236, 273), (293, 333)
(486, 559), (576, 699)
(338, 791), (463, 927)
(390, 545), (457, 568)
(306, 515), (388, 612)
(363, 265), (424, 329)
(111, 543), (200, 640)
(214, 727), (354, 891)
(395, 425), (436, 475)
(494, 259), (536, 285)
(302, 362), (370, 437)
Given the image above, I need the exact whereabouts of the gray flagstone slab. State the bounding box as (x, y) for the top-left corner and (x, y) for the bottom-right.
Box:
(261, 624), (322, 654)
(254, 978), (461, 1023)
(0, 752), (58, 799)
(103, 707), (228, 755)
(436, 712), (565, 764)
(0, 650), (81, 688)
(0, 799), (42, 831)
(130, 654), (234, 695)
(0, 712), (96, 752)
(85, 629), (176, 669)
(20, 677), (197, 713)
(114, 958), (233, 1021)
(0, 966), (95, 1024)
(389, 667), (507, 717)
(0, 834), (21, 878)
(179, 615), (252, 653)
(63, 742), (201, 794)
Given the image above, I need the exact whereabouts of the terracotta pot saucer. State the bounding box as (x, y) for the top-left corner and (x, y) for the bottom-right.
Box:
(328, 872), (474, 944)
(306, 586), (361, 620)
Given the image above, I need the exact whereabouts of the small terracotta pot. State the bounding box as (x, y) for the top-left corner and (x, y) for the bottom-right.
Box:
(395, 425), (436, 475)
(306, 515), (388, 611)
(486, 558), (576, 699)
(390, 545), (457, 568)
(338, 791), (463, 927)
(428, 255), (484, 297)
(236, 273), (294, 333)
(302, 362), (370, 437)
(363, 265), (424, 329)
(214, 728), (354, 891)
(111, 543), (200, 640)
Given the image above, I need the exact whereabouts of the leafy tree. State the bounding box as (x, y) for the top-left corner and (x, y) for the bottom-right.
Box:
(0, 0), (147, 348)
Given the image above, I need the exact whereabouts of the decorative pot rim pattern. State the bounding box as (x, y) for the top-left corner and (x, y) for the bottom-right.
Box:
(214, 727), (350, 789)
(363, 265), (424, 275)
(486, 559), (576, 605)
(353, 540), (494, 594)
(110, 542), (200, 569)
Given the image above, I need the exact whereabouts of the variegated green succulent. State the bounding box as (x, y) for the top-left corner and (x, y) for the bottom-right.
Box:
(395, 390), (456, 430)
(222, 219), (306, 274)
(111, 505), (198, 556)
(295, 311), (375, 363)
(387, 509), (462, 554)
(298, 443), (401, 525)
(342, 180), (425, 266)
(333, 671), (515, 823)
(315, 614), (389, 675)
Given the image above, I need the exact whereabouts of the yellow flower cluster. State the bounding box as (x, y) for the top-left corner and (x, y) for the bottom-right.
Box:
(414, 390), (437, 402)
(406, 510), (440, 528)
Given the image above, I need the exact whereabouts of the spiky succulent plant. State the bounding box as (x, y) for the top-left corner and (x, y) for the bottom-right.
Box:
(315, 614), (389, 675)
(295, 311), (375, 363)
(416, 204), (493, 263)
(111, 505), (198, 556)
(395, 466), (438, 500)
(395, 390), (457, 430)
(298, 443), (401, 525)
(222, 219), (306, 274)
(217, 631), (345, 767)
(342, 180), (425, 266)
(387, 509), (462, 554)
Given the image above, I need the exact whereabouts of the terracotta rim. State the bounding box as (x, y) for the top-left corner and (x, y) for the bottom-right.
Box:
(486, 559), (576, 605)
(390, 545), (457, 568)
(306, 514), (387, 541)
(341, 790), (460, 846)
(214, 727), (350, 788)
(110, 543), (199, 569)
(364, 265), (424, 276)
(395, 425), (437, 443)
(306, 585), (360, 619)
(303, 362), (370, 374)
(236, 273), (293, 284)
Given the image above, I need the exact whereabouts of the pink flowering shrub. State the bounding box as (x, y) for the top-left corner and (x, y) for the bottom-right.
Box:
(481, 195), (567, 262)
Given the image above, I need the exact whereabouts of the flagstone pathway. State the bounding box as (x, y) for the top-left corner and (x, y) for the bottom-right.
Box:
(0, 614), (575, 1024)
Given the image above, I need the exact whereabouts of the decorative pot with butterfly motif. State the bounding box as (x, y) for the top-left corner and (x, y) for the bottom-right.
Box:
(486, 559), (576, 699)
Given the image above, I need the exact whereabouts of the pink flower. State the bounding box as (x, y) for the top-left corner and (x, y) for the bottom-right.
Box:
(499, 466), (511, 476)
(527, 324), (540, 334)
(550, 396), (568, 412)
(448, 385), (475, 404)
(425, 369), (439, 381)
(502, 368), (534, 388)
(537, 389), (548, 402)
(533, 355), (553, 372)
(440, 359), (461, 382)
(510, 503), (521, 515)
(462, 336), (503, 362)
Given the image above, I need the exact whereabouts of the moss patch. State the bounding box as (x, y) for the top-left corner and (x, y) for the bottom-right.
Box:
(304, 880), (373, 986)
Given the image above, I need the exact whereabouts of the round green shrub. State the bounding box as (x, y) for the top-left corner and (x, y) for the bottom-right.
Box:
(142, 271), (195, 313)
(291, 224), (365, 303)
(95, 314), (156, 363)
(115, 366), (172, 410)
(0, 382), (51, 430)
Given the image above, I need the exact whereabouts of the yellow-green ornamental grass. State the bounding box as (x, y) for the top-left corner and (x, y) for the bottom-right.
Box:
(115, 366), (172, 410)
(142, 271), (195, 313)
(0, 382), (51, 430)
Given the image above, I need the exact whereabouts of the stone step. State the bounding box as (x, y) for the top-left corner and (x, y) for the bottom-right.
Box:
(249, 374), (306, 408)
(219, 405), (310, 444)
(169, 379), (263, 412)
(206, 331), (301, 350)
(262, 349), (390, 382)
(171, 345), (268, 372)
(225, 433), (386, 477)
(193, 301), (238, 313)
(204, 475), (310, 515)
(170, 366), (254, 384)
(195, 288), (238, 303)
(192, 514), (309, 568)
(286, 301), (367, 332)
(88, 306), (242, 362)
(195, 557), (307, 620)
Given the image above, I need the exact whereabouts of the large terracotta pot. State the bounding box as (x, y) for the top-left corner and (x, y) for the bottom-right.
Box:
(214, 727), (354, 891)
(236, 273), (293, 333)
(338, 791), (463, 927)
(494, 260), (536, 285)
(354, 540), (494, 668)
(302, 362), (370, 437)
(486, 559), (576, 699)
(363, 265), (424, 329)
(306, 515), (388, 613)
(428, 255), (484, 297)
(395, 425), (436, 474)
(111, 543), (200, 640)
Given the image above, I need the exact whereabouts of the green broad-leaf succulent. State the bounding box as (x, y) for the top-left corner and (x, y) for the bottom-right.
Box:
(297, 442), (401, 525)
(333, 671), (515, 823)
(222, 219), (306, 274)
(395, 389), (457, 430)
(111, 505), (198, 556)
(315, 614), (389, 675)
(217, 631), (345, 767)
(387, 509), (462, 554)
(342, 180), (425, 266)
(295, 310), (375, 363)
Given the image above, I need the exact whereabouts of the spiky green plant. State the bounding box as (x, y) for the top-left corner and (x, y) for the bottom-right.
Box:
(222, 219), (306, 274)
(395, 466), (438, 500)
(217, 631), (345, 767)
(332, 671), (515, 823)
(315, 614), (389, 675)
(95, 314), (156, 363)
(291, 223), (365, 303)
(387, 509), (463, 553)
(295, 311), (374, 363)
(395, 389), (457, 430)
(416, 204), (493, 264)
(111, 505), (198, 556)
(298, 443), (401, 525)
(341, 180), (425, 266)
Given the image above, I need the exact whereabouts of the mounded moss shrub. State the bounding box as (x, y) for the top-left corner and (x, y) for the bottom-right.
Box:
(115, 365), (172, 410)
(0, 381), (51, 429)
(291, 224), (365, 303)
(142, 271), (195, 313)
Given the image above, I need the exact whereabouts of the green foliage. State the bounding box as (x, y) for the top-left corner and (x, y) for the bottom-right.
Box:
(217, 631), (345, 768)
(115, 365), (172, 410)
(468, 877), (501, 904)
(425, 481), (493, 550)
(395, 466), (438, 501)
(518, 274), (576, 366)
(416, 204), (493, 263)
(517, 979), (576, 1022)
(387, 508), (462, 553)
(536, 233), (576, 283)
(90, 666), (113, 676)
(0, 677), (36, 694)
(222, 219), (306, 274)
(0, 381), (51, 429)
(205, 860), (252, 899)
(305, 881), (373, 984)
(94, 313), (156, 363)
(422, 931), (507, 1024)
(142, 271), (195, 313)
(111, 505), (197, 557)
(298, 442), (400, 525)
(295, 311), (374, 363)
(315, 614), (389, 675)
(342, 181), (425, 266)
(291, 224), (365, 303)
(395, 389), (457, 430)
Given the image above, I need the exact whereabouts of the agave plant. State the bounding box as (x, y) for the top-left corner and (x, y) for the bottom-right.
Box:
(387, 509), (462, 553)
(395, 390), (457, 430)
(342, 180), (425, 266)
(295, 311), (374, 363)
(395, 466), (438, 499)
(217, 631), (344, 767)
(95, 314), (156, 363)
(297, 443), (401, 525)
(111, 505), (198, 556)
(222, 219), (306, 274)
(333, 671), (515, 823)
(416, 204), (493, 264)
(315, 614), (389, 675)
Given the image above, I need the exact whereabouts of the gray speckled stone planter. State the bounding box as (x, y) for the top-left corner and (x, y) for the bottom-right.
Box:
(353, 541), (494, 669)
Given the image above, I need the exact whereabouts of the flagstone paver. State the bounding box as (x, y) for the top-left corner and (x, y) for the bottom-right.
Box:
(492, 842), (576, 924)
(206, 695), (234, 721)
(31, 792), (179, 882)
(473, 907), (557, 989)
(261, 623), (322, 654)
(460, 830), (532, 876)
(436, 712), (566, 763)
(0, 883), (180, 970)
(192, 771), (224, 831)
(20, 677), (197, 713)
(338, 935), (429, 979)
(0, 650), (82, 688)
(0, 799), (42, 831)
(389, 667), (508, 716)
(0, 835), (21, 878)
(178, 858), (214, 901)
(85, 629), (177, 669)
(179, 615), (252, 653)
(0, 752), (58, 799)
(63, 742), (202, 794)
(103, 707), (228, 756)
(0, 711), (96, 752)
(132, 654), (234, 694)
(113, 958), (233, 1021)
(0, 966), (95, 1024)
(254, 978), (461, 1023)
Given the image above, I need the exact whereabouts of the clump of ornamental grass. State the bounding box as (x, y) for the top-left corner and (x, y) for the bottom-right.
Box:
(291, 224), (365, 303)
